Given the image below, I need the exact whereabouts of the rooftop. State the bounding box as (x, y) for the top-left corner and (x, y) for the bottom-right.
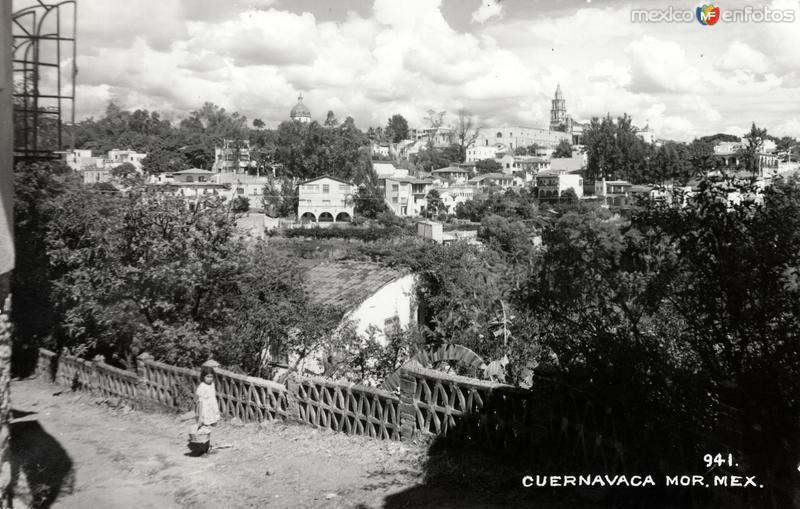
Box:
(432, 166), (469, 174)
(173, 168), (215, 175)
(297, 175), (353, 186)
(303, 261), (406, 310)
(469, 173), (511, 182)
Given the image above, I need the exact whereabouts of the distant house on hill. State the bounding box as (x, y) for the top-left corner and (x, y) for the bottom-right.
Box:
(150, 168), (229, 209)
(467, 172), (516, 190)
(432, 166), (470, 183)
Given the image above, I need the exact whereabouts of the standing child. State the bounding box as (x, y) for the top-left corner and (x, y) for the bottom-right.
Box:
(195, 365), (221, 436)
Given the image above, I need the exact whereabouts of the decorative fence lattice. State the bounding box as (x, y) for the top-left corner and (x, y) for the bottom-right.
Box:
(34, 348), (630, 471)
(57, 354), (94, 391)
(215, 367), (289, 422)
(399, 365), (538, 447)
(95, 362), (140, 402)
(293, 377), (401, 441)
(137, 356), (199, 411)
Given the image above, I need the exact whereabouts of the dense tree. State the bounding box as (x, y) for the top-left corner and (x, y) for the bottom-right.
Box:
(324, 111), (339, 127)
(231, 196), (250, 212)
(10, 162), (83, 375)
(262, 178), (298, 218)
(252, 118), (265, 129)
(141, 147), (189, 174)
(273, 118), (374, 183)
(687, 139), (717, 177)
(475, 158), (502, 174)
(552, 139), (572, 158)
(738, 122), (768, 176)
(385, 114), (409, 143)
(411, 147), (452, 172)
(354, 184), (388, 219)
(650, 141), (691, 184)
(424, 189), (443, 217)
(583, 114), (653, 183)
(697, 132), (740, 145)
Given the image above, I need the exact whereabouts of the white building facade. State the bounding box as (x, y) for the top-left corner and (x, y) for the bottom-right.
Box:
(297, 176), (356, 223)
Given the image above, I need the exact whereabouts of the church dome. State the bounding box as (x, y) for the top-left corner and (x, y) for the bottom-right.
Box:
(290, 93), (311, 121)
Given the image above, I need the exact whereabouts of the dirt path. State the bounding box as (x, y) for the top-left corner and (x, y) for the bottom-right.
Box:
(10, 377), (431, 509)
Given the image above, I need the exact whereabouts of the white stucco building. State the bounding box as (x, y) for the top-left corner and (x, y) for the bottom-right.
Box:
(466, 144), (502, 163)
(297, 175), (356, 223)
(475, 126), (570, 152)
(535, 169), (584, 201)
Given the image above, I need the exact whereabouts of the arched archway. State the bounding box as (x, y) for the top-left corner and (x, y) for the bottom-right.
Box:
(335, 211), (351, 223)
(300, 212), (316, 223)
(318, 212), (334, 222)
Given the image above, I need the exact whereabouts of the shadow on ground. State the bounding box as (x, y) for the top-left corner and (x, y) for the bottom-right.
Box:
(10, 408), (75, 509)
(379, 389), (721, 509)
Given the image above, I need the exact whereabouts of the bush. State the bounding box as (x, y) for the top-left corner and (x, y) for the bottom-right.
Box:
(231, 196), (250, 212)
(281, 225), (404, 242)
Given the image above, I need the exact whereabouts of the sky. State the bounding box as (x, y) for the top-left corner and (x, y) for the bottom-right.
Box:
(16, 0), (800, 141)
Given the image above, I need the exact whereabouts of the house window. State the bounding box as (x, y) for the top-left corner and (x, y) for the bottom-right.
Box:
(199, 177), (206, 182)
(323, 184), (330, 193)
(496, 132), (502, 138)
(392, 197), (398, 203)
(392, 184), (399, 192)
(186, 176), (194, 182)
(339, 184), (349, 191)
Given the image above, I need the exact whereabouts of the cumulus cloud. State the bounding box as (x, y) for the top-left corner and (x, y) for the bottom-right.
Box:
(627, 36), (704, 94)
(471, 0), (503, 24)
(49, 0), (800, 141)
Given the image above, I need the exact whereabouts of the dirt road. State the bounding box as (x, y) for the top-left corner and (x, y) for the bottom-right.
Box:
(10, 377), (432, 508)
(11, 378), (570, 509)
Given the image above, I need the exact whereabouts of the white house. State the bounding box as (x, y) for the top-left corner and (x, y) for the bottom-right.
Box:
(63, 148), (148, 185)
(213, 173), (271, 204)
(381, 176), (434, 216)
(150, 168), (229, 209)
(292, 261), (417, 376)
(213, 139), (252, 173)
(297, 175), (356, 223)
(107, 149), (147, 170)
(468, 173), (517, 190)
(431, 166), (470, 184)
(536, 169), (584, 201)
(438, 186), (475, 213)
(466, 144), (502, 163)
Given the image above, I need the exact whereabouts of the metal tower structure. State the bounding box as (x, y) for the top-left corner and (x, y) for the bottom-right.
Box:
(12, 0), (77, 160)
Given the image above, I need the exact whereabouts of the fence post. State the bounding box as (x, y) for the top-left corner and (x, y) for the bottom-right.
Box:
(398, 368), (418, 441)
(284, 374), (302, 423)
(91, 354), (105, 395)
(136, 352), (153, 402)
(201, 358), (220, 372)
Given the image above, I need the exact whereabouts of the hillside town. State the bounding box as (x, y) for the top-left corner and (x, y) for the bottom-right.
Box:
(3, 1), (800, 508)
(61, 85), (800, 224)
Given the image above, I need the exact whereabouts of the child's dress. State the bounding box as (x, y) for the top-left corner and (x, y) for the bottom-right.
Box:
(196, 382), (221, 432)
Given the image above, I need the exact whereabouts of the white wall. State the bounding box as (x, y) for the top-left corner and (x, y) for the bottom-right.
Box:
(347, 274), (416, 346)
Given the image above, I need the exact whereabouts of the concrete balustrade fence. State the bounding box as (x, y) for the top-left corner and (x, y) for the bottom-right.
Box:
(34, 348), (627, 472)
